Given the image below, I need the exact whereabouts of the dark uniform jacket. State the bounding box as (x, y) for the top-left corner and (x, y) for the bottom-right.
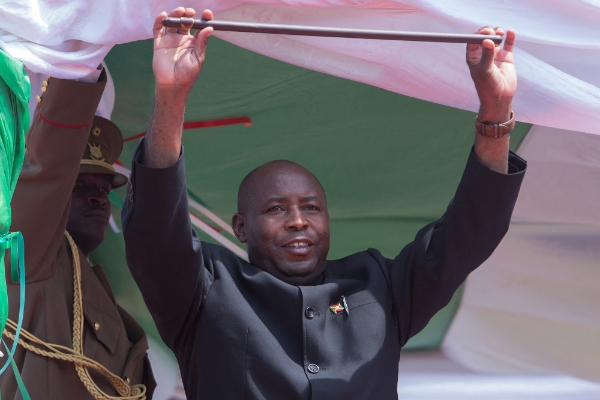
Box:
(123, 140), (526, 400)
(1, 75), (155, 399)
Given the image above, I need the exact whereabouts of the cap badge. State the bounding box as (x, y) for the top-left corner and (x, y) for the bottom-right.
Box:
(88, 142), (105, 162)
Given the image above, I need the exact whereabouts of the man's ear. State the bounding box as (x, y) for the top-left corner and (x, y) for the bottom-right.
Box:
(231, 213), (247, 243)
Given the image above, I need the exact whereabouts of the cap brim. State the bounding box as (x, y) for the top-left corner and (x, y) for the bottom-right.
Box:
(79, 164), (128, 188)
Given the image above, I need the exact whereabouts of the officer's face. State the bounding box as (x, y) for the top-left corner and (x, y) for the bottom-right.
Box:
(232, 167), (330, 286)
(67, 173), (113, 257)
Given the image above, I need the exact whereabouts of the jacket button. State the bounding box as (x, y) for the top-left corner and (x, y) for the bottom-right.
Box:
(124, 376), (130, 384)
(94, 322), (100, 331)
(307, 364), (319, 374)
(305, 307), (315, 319)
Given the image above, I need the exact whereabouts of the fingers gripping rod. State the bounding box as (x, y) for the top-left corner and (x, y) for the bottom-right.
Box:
(162, 18), (503, 45)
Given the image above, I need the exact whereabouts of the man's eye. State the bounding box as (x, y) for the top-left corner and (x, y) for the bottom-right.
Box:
(269, 206), (283, 212)
(74, 180), (83, 187)
(304, 205), (319, 211)
(100, 188), (110, 195)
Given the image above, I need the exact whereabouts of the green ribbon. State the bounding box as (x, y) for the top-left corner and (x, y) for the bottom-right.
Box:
(0, 231), (29, 399)
(2, 340), (30, 400)
(0, 233), (25, 367)
(0, 48), (30, 399)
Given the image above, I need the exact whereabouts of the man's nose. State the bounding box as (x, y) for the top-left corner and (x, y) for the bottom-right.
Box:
(286, 207), (308, 231)
(87, 192), (108, 207)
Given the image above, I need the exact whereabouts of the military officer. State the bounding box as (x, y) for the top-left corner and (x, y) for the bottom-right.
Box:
(123, 7), (526, 400)
(1, 69), (155, 399)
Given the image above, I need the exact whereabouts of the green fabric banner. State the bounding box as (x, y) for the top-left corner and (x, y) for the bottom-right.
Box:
(0, 49), (30, 399)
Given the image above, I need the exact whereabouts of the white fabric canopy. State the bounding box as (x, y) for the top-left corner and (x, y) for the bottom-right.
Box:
(443, 125), (600, 382)
(398, 351), (600, 400)
(1, 0), (599, 134)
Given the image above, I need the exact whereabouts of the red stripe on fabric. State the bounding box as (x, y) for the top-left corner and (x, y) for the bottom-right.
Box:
(123, 116), (252, 143)
(38, 111), (94, 129)
(182, 116), (252, 130)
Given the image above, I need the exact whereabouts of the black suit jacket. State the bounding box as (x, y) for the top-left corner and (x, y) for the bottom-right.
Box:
(122, 141), (526, 400)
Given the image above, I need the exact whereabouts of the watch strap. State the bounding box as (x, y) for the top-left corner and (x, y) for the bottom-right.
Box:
(475, 111), (515, 138)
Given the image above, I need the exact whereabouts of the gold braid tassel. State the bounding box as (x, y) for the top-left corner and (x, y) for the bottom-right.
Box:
(2, 232), (146, 399)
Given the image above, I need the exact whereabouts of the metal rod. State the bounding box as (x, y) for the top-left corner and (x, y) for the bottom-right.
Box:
(162, 17), (503, 45)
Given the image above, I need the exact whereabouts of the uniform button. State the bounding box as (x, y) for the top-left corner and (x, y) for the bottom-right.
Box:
(305, 307), (315, 319)
(94, 322), (100, 331)
(124, 376), (130, 384)
(127, 194), (133, 202)
(307, 364), (319, 374)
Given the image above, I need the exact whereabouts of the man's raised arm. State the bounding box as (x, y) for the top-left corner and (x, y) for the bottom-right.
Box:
(122, 7), (214, 350)
(389, 27), (527, 345)
(143, 8), (213, 167)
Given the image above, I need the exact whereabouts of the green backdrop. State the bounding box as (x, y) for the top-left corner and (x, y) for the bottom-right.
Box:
(93, 37), (530, 353)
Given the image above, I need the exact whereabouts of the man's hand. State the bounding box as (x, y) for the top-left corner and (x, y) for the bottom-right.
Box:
(153, 7), (213, 92)
(467, 27), (516, 114)
(143, 7), (213, 168)
(467, 27), (517, 174)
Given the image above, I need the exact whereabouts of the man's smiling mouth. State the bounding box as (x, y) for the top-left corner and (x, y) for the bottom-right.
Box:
(282, 238), (314, 248)
(285, 242), (311, 248)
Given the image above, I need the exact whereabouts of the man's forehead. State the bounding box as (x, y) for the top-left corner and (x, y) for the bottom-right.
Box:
(238, 161), (326, 213)
(254, 168), (323, 196)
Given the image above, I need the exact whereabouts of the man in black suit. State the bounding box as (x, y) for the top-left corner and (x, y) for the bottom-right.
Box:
(123, 7), (526, 400)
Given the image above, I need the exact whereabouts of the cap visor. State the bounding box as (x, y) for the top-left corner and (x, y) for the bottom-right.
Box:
(78, 164), (128, 188)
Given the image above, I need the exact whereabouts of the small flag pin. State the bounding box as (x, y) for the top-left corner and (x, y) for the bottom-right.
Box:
(329, 302), (344, 315)
(329, 296), (350, 316)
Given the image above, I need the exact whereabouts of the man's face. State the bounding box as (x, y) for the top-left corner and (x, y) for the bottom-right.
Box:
(232, 166), (330, 286)
(67, 173), (113, 256)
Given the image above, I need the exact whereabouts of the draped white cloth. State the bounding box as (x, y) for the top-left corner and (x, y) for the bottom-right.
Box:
(1, 0), (599, 134)
(443, 125), (600, 383)
(398, 351), (600, 400)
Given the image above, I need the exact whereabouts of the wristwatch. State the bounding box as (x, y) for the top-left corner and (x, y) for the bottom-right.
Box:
(475, 111), (515, 138)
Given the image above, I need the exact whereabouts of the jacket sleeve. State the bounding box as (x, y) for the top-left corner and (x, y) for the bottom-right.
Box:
(122, 139), (213, 351)
(389, 149), (527, 346)
(9, 74), (106, 283)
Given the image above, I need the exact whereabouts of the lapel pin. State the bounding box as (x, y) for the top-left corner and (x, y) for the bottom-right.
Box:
(329, 295), (350, 316)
